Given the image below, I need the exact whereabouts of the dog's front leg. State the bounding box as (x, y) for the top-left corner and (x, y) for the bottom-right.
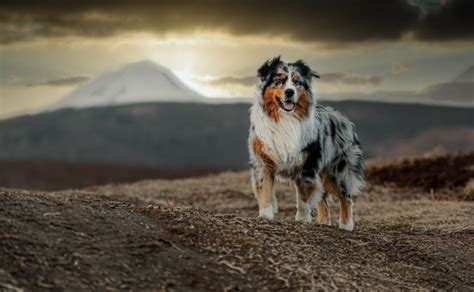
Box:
(294, 176), (324, 222)
(250, 137), (277, 219)
(252, 167), (276, 219)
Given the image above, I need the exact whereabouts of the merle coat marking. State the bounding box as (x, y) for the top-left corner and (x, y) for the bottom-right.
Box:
(248, 57), (365, 231)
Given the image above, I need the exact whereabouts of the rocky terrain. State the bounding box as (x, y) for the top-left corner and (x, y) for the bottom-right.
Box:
(1, 154), (473, 290)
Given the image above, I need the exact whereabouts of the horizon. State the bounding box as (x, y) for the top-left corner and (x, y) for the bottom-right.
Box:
(1, 0), (474, 118)
(1, 2), (473, 287)
(1, 58), (474, 119)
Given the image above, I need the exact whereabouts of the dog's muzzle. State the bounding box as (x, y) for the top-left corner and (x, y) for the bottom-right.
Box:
(277, 89), (296, 112)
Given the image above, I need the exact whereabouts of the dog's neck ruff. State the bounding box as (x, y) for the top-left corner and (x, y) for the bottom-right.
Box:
(250, 100), (317, 173)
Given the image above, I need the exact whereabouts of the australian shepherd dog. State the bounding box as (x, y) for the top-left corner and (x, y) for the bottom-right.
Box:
(248, 57), (365, 231)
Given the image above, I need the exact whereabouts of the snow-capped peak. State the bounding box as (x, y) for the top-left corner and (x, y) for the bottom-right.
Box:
(50, 60), (203, 110)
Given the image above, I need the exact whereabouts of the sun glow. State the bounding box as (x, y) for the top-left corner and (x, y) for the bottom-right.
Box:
(175, 72), (233, 98)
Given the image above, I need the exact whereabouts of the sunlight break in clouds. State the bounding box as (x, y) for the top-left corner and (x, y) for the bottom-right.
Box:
(1, 0), (474, 117)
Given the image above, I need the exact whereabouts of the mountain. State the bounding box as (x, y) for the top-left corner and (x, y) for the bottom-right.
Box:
(1, 101), (473, 170)
(422, 82), (474, 103)
(49, 60), (203, 110)
(321, 65), (474, 106)
(419, 64), (474, 103)
(454, 65), (474, 82)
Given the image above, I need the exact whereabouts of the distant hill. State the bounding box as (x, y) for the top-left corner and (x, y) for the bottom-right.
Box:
(455, 65), (474, 82)
(1, 100), (473, 169)
(49, 60), (203, 111)
(419, 64), (474, 103)
(422, 82), (474, 103)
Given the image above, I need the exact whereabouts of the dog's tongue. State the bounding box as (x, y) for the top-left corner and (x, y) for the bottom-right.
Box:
(284, 101), (294, 111)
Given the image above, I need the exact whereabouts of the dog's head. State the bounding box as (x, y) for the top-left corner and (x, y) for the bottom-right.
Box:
(257, 56), (319, 121)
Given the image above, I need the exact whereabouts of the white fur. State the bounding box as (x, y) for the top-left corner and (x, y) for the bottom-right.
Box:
(339, 217), (354, 231)
(259, 205), (274, 219)
(272, 194), (279, 214)
(249, 103), (316, 178)
(295, 204), (312, 222)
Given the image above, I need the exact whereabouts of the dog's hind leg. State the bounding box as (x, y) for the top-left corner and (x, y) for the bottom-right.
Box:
(338, 195), (353, 231)
(322, 172), (354, 231)
(316, 192), (331, 225)
(294, 176), (323, 222)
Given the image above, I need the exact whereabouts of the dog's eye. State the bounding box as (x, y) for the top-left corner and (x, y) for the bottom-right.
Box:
(293, 79), (303, 86)
(273, 80), (283, 87)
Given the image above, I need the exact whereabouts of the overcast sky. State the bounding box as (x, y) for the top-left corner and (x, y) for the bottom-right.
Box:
(1, 0), (473, 117)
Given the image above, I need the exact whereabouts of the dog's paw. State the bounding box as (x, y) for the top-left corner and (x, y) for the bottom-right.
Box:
(338, 218), (354, 231)
(258, 205), (274, 220)
(295, 212), (312, 223)
(317, 217), (332, 226)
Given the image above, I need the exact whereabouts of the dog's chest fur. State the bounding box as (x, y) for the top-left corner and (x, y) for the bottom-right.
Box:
(250, 104), (317, 178)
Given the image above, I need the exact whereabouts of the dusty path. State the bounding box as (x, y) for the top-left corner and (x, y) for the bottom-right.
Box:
(1, 169), (473, 290)
(0, 190), (250, 291)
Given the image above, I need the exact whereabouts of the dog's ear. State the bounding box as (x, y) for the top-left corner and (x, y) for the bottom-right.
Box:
(257, 56), (281, 82)
(292, 60), (320, 80)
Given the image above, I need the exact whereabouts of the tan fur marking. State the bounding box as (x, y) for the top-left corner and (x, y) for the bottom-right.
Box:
(316, 192), (330, 224)
(262, 86), (284, 122)
(252, 138), (275, 172)
(339, 196), (352, 225)
(294, 89), (309, 119)
(321, 172), (338, 194)
(257, 171), (274, 209)
(322, 172), (352, 225)
(252, 138), (275, 209)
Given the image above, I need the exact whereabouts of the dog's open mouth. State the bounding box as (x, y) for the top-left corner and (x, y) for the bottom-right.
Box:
(277, 99), (295, 112)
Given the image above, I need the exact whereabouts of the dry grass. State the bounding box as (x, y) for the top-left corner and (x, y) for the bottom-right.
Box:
(86, 169), (474, 233)
(1, 155), (473, 290)
(464, 178), (474, 199)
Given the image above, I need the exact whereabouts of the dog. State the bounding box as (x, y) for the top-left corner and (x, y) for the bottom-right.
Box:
(248, 56), (365, 231)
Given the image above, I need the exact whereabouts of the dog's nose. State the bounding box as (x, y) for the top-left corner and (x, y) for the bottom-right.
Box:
(285, 89), (295, 99)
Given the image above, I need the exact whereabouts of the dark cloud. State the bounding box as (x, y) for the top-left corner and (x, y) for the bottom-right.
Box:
(322, 73), (383, 86)
(0, 0), (471, 45)
(0, 0), (416, 44)
(415, 0), (474, 41)
(202, 76), (256, 87)
(26, 76), (90, 87)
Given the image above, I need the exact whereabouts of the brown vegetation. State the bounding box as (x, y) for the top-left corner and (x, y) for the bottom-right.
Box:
(0, 160), (225, 191)
(366, 153), (474, 200)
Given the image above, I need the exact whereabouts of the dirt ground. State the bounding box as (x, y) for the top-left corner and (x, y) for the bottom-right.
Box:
(1, 161), (474, 290)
